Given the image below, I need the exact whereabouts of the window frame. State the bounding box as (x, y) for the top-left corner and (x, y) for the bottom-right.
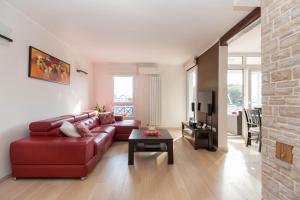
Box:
(245, 56), (262, 65)
(112, 75), (135, 118)
(228, 56), (243, 66)
(228, 53), (262, 109)
(249, 68), (262, 108)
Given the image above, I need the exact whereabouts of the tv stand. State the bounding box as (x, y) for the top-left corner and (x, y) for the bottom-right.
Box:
(181, 122), (216, 151)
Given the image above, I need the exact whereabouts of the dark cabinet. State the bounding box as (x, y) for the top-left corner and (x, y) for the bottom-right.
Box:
(181, 122), (211, 150)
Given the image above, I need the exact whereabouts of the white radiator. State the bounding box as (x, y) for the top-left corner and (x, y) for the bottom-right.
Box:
(149, 75), (161, 126)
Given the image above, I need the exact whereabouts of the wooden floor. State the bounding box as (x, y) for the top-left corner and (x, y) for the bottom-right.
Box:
(0, 129), (261, 200)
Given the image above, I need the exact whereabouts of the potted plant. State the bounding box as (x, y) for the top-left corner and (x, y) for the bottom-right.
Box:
(95, 103), (106, 113)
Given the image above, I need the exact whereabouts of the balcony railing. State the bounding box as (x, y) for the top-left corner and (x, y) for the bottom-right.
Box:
(113, 105), (134, 117)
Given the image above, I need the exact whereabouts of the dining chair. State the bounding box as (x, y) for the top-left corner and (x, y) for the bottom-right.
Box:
(244, 109), (262, 152)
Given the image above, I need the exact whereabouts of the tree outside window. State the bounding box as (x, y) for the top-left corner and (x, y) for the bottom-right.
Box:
(227, 70), (243, 113)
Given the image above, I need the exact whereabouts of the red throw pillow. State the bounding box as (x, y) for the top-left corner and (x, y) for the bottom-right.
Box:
(114, 115), (124, 121)
(99, 112), (115, 125)
(74, 122), (94, 137)
(108, 112), (116, 123)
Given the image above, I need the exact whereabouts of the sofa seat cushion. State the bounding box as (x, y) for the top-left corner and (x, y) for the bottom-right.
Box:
(93, 133), (109, 155)
(113, 120), (141, 127)
(10, 136), (94, 165)
(91, 126), (115, 134)
(91, 125), (115, 141)
(114, 134), (131, 141)
(112, 120), (141, 135)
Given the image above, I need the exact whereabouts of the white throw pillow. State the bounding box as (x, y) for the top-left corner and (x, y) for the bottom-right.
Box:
(60, 121), (81, 137)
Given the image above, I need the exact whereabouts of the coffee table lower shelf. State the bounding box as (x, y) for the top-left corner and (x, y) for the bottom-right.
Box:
(134, 143), (168, 152)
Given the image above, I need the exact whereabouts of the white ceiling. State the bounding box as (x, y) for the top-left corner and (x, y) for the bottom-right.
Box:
(228, 23), (261, 53)
(8, 0), (251, 65)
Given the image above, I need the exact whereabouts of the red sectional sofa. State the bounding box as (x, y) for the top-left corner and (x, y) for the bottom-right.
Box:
(10, 111), (141, 179)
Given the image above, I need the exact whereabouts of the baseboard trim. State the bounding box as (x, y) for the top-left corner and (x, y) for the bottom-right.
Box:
(0, 174), (11, 183)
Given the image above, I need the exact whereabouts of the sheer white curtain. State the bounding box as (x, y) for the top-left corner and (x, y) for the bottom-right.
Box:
(186, 67), (197, 121)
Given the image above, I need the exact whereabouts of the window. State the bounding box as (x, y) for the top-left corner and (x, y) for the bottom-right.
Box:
(228, 54), (262, 111)
(227, 70), (243, 113)
(113, 76), (134, 117)
(250, 70), (262, 108)
(246, 56), (261, 65)
(228, 56), (243, 65)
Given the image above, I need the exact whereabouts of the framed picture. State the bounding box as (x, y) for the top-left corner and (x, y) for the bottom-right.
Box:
(28, 46), (70, 85)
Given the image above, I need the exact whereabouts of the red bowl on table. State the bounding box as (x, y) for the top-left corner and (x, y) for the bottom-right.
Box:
(143, 130), (160, 136)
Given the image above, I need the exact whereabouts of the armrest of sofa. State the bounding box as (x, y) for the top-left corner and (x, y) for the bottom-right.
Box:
(114, 115), (124, 121)
(10, 136), (95, 165)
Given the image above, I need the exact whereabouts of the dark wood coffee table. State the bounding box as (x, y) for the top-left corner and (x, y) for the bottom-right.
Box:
(128, 129), (174, 165)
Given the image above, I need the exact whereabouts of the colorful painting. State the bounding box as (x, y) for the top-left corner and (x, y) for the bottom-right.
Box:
(28, 46), (70, 84)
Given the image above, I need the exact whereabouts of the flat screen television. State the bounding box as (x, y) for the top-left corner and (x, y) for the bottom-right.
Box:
(198, 91), (213, 115)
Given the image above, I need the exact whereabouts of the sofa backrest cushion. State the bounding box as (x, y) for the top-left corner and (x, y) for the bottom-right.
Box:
(29, 111), (100, 137)
(83, 110), (98, 118)
(74, 114), (89, 122)
(29, 115), (75, 132)
(77, 116), (99, 130)
(30, 128), (63, 137)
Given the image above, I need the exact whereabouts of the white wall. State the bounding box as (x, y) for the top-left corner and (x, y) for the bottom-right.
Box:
(93, 63), (150, 127)
(93, 63), (186, 128)
(159, 65), (186, 128)
(0, 1), (93, 178)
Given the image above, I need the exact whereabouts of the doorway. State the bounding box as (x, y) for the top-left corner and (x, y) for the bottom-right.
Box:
(226, 20), (262, 152)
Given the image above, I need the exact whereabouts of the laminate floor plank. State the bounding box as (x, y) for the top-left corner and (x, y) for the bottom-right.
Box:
(0, 130), (261, 200)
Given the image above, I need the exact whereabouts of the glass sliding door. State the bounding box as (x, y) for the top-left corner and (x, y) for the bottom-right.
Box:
(186, 67), (197, 121)
(227, 69), (244, 113)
